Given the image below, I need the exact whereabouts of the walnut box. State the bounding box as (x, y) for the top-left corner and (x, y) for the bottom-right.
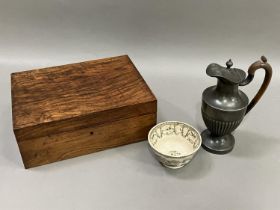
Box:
(11, 55), (157, 168)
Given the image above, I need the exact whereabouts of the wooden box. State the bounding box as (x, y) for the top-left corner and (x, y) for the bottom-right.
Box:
(11, 55), (157, 168)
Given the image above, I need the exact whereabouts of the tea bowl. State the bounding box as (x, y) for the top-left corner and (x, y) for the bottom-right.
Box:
(148, 121), (202, 169)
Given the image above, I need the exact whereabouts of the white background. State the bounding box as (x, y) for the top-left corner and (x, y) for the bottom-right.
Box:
(0, 0), (279, 209)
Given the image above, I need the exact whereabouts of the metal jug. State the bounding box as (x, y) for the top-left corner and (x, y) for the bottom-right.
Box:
(201, 56), (272, 154)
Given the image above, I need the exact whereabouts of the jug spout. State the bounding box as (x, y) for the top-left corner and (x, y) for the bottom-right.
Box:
(206, 59), (246, 84)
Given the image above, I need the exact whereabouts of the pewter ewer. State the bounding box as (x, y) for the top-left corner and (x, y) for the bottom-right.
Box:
(201, 56), (272, 154)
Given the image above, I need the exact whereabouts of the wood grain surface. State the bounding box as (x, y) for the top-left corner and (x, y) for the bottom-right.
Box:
(12, 55), (156, 130)
(19, 113), (156, 168)
(11, 55), (157, 168)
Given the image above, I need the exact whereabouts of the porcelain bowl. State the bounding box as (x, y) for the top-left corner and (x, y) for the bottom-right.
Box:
(148, 121), (202, 169)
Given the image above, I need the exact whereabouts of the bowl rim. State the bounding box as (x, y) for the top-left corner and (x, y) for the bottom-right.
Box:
(148, 121), (202, 159)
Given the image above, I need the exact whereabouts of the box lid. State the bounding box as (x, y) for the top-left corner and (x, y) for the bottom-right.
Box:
(11, 55), (156, 141)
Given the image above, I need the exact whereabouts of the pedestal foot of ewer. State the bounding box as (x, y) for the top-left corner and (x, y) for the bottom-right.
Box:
(201, 130), (235, 154)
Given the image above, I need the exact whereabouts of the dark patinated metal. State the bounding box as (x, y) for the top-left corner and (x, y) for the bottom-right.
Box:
(201, 56), (272, 154)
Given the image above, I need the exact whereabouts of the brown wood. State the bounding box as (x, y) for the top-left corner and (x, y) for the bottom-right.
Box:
(19, 113), (156, 168)
(239, 56), (272, 114)
(11, 55), (157, 168)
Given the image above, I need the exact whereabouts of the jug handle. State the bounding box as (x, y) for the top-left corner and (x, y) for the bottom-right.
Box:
(239, 56), (272, 115)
